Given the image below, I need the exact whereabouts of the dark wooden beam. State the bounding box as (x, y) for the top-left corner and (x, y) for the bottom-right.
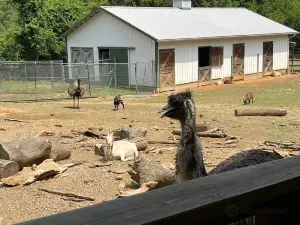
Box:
(14, 155), (300, 225)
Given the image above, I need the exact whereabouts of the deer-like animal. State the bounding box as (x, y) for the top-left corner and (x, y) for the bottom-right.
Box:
(105, 132), (138, 161)
(242, 91), (254, 104)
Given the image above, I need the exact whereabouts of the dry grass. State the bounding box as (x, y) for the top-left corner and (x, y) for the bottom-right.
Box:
(0, 74), (300, 224)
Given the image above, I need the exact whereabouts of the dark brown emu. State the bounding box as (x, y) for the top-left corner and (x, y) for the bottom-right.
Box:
(159, 90), (283, 225)
(68, 78), (85, 109)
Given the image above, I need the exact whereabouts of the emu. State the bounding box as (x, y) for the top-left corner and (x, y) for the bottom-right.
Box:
(159, 90), (283, 181)
(68, 78), (85, 109)
(159, 90), (283, 224)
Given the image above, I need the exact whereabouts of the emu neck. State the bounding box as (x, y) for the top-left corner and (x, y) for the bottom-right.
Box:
(179, 113), (208, 177)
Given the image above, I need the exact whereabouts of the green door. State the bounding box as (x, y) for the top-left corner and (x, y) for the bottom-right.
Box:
(110, 49), (129, 87)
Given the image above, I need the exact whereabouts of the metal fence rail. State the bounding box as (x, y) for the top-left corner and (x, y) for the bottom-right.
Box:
(0, 60), (156, 102)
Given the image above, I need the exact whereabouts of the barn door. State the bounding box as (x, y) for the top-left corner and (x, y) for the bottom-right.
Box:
(110, 49), (129, 87)
(159, 49), (175, 92)
(263, 41), (273, 75)
(233, 43), (245, 80)
(71, 47), (94, 79)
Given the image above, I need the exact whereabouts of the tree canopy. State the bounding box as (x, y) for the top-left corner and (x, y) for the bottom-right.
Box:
(0, 0), (299, 61)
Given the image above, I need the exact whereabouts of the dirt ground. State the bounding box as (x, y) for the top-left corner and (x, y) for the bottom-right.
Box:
(0, 74), (300, 224)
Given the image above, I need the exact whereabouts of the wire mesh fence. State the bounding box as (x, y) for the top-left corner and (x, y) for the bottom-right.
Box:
(0, 60), (156, 102)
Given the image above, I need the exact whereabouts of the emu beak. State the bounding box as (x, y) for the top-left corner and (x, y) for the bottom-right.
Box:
(159, 104), (176, 118)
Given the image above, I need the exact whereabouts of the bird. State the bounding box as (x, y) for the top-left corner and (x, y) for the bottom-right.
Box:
(68, 78), (85, 109)
(159, 90), (283, 182)
(114, 94), (125, 110)
(159, 90), (284, 225)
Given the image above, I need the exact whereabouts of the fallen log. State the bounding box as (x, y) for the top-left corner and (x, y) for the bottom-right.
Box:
(234, 109), (287, 117)
(129, 137), (148, 151)
(129, 155), (175, 189)
(38, 136), (72, 162)
(0, 137), (52, 169)
(196, 132), (226, 138)
(0, 159), (19, 178)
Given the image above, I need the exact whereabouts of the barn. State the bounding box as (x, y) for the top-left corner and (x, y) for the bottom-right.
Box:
(60, 0), (299, 92)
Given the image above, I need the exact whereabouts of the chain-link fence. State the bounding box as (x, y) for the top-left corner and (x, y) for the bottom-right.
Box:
(0, 60), (156, 102)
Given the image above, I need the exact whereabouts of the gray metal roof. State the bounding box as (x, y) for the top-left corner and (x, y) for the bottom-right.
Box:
(61, 6), (298, 41)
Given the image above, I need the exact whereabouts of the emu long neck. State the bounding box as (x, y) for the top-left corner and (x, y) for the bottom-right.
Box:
(179, 108), (208, 177)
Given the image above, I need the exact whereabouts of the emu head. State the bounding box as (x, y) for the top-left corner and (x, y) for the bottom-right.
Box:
(76, 79), (82, 87)
(159, 90), (196, 121)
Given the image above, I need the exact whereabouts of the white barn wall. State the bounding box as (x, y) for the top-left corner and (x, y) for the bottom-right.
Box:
(67, 11), (156, 87)
(158, 35), (289, 85)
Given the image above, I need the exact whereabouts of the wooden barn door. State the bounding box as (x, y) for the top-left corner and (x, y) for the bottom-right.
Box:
(263, 41), (273, 76)
(159, 49), (175, 92)
(71, 47), (94, 79)
(233, 43), (245, 80)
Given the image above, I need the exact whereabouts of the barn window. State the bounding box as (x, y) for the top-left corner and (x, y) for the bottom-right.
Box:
(211, 46), (224, 66)
(71, 47), (94, 63)
(99, 49), (110, 60)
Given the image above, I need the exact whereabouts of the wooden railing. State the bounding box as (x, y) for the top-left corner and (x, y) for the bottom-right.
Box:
(289, 58), (300, 72)
(15, 155), (300, 225)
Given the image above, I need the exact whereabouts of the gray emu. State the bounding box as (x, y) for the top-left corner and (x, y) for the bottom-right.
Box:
(68, 78), (85, 109)
(159, 90), (283, 224)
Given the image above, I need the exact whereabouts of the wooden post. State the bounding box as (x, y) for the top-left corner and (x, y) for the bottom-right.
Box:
(231, 56), (234, 78)
(257, 53), (259, 77)
(114, 57), (117, 88)
(34, 61), (37, 102)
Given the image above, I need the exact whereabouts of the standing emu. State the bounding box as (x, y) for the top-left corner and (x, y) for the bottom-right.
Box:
(159, 90), (283, 224)
(68, 78), (85, 109)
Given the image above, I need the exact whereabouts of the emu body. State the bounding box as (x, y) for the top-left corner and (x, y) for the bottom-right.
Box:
(68, 79), (85, 108)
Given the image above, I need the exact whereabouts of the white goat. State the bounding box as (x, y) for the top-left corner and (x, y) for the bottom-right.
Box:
(105, 132), (138, 161)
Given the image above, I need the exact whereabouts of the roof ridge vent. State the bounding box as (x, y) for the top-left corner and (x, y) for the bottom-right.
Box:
(173, 0), (192, 10)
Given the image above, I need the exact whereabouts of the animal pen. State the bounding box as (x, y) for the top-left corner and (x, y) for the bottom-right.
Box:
(15, 154), (300, 225)
(0, 60), (156, 102)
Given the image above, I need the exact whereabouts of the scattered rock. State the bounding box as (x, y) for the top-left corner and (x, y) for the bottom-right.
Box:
(170, 120), (175, 124)
(36, 130), (55, 137)
(89, 162), (111, 168)
(84, 130), (103, 139)
(94, 144), (105, 156)
(121, 117), (128, 120)
(115, 175), (123, 180)
(153, 126), (159, 131)
(1, 159), (82, 186)
(279, 124), (286, 127)
(88, 127), (103, 131)
(54, 125), (62, 127)
(114, 126), (147, 140)
(108, 167), (131, 174)
(199, 114), (204, 118)
(50, 114), (54, 116)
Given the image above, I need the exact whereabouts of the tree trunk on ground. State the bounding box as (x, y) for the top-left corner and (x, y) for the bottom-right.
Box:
(234, 109), (287, 117)
(38, 136), (72, 162)
(0, 137), (52, 169)
(129, 155), (175, 189)
(0, 159), (19, 178)
(130, 137), (148, 151)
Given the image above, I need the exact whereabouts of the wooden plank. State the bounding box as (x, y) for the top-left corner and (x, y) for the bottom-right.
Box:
(15, 155), (300, 225)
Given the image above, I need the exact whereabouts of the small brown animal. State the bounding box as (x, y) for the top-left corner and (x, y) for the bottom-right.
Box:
(242, 92), (254, 104)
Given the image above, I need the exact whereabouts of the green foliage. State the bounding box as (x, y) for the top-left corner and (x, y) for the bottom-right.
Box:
(0, 0), (299, 61)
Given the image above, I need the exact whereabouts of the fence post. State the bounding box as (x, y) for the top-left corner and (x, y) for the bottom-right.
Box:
(135, 62), (138, 95)
(257, 54), (259, 77)
(50, 61), (54, 90)
(86, 63), (91, 97)
(24, 63), (27, 93)
(113, 57), (117, 88)
(34, 61), (37, 102)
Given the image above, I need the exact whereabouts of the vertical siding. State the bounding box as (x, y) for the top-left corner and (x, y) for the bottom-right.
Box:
(158, 35), (289, 85)
(67, 11), (155, 87)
